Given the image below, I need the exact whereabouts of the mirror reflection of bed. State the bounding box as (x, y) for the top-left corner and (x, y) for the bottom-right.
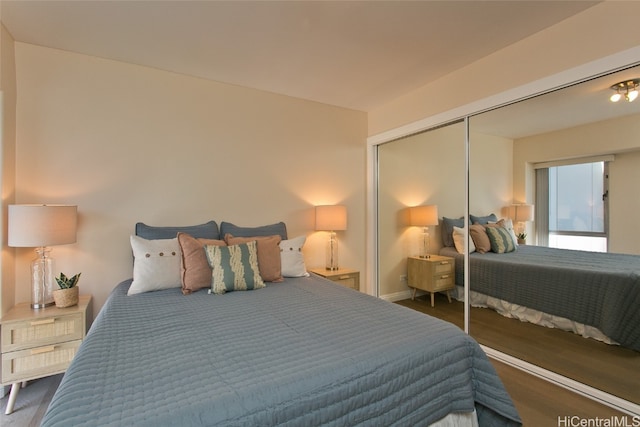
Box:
(377, 64), (640, 410)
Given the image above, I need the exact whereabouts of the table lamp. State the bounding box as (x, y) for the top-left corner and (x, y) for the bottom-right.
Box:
(8, 204), (78, 309)
(409, 205), (439, 258)
(510, 203), (534, 241)
(315, 205), (347, 271)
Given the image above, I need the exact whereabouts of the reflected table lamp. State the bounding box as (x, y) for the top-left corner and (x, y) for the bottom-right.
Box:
(409, 205), (439, 258)
(315, 205), (347, 271)
(510, 204), (534, 241)
(8, 204), (78, 309)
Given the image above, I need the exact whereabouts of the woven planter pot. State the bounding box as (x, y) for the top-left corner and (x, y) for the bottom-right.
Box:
(53, 286), (79, 308)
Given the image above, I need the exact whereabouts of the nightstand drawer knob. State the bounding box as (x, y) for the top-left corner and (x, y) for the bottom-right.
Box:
(338, 275), (350, 280)
(30, 345), (56, 355)
(30, 318), (56, 326)
(440, 275), (450, 279)
(439, 261), (450, 265)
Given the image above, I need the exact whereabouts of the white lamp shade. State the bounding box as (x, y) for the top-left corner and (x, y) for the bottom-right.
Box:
(510, 204), (534, 222)
(408, 205), (439, 227)
(315, 205), (347, 231)
(8, 205), (77, 247)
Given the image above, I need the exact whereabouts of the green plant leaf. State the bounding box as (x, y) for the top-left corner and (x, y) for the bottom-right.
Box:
(55, 272), (81, 289)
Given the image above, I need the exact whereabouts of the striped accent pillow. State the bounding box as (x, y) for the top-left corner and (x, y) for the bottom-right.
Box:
(204, 241), (265, 294)
(485, 226), (517, 254)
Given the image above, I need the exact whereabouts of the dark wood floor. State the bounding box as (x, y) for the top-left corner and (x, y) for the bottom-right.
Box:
(490, 359), (626, 426)
(396, 294), (640, 424)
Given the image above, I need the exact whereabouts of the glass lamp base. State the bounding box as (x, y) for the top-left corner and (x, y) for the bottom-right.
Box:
(31, 248), (55, 309)
(326, 232), (339, 271)
(418, 227), (431, 259)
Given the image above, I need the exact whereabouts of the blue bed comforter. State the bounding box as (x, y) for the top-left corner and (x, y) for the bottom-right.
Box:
(444, 245), (640, 351)
(42, 276), (520, 426)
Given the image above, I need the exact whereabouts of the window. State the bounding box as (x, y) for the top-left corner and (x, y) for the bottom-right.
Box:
(535, 159), (609, 252)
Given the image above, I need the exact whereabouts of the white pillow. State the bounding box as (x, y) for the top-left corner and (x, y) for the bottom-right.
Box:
(128, 235), (182, 295)
(452, 226), (476, 254)
(502, 218), (519, 247)
(279, 235), (309, 277)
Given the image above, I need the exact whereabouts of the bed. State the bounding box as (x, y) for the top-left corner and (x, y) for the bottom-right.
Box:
(41, 221), (520, 427)
(439, 244), (640, 351)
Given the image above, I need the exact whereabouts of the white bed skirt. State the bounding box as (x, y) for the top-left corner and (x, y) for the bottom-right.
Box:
(431, 410), (478, 427)
(453, 285), (619, 346)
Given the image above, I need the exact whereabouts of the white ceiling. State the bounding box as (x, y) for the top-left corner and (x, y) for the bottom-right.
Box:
(1, 0), (599, 112)
(472, 63), (640, 139)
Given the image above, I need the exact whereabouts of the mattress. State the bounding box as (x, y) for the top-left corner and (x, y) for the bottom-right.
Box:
(441, 245), (640, 351)
(42, 275), (520, 426)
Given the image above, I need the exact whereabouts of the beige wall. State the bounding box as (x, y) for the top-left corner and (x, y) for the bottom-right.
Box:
(5, 1), (640, 312)
(1, 23), (16, 316)
(470, 132), (514, 217)
(368, 2), (640, 137)
(513, 114), (640, 254)
(11, 43), (367, 314)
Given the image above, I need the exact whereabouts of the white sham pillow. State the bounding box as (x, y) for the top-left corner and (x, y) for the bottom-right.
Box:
(501, 218), (519, 247)
(452, 226), (476, 254)
(279, 235), (310, 277)
(129, 235), (182, 295)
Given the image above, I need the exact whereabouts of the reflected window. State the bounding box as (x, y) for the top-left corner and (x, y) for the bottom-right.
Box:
(536, 161), (609, 251)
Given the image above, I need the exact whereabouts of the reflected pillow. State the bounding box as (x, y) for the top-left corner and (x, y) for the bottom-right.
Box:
(441, 217), (465, 248)
(470, 213), (498, 225)
(452, 226), (476, 254)
(469, 224), (491, 254)
(486, 225), (517, 253)
(488, 218), (519, 248)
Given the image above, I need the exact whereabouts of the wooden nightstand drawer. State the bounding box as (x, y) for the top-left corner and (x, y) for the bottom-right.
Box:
(309, 268), (360, 291)
(1, 313), (84, 353)
(2, 339), (82, 383)
(431, 273), (454, 292)
(432, 259), (454, 275)
(332, 274), (358, 290)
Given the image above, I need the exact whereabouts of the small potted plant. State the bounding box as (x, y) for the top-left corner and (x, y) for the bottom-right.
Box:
(516, 232), (527, 245)
(53, 272), (81, 308)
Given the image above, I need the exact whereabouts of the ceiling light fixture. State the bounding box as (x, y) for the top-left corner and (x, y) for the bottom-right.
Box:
(609, 79), (639, 103)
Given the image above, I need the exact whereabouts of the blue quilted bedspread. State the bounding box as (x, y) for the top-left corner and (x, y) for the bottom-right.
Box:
(444, 245), (640, 351)
(42, 276), (520, 426)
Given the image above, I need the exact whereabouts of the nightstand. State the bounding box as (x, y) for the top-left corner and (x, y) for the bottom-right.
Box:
(1, 295), (92, 415)
(407, 255), (455, 307)
(309, 268), (360, 291)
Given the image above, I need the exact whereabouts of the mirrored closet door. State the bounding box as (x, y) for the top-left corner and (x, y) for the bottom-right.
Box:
(374, 62), (640, 411)
(467, 64), (640, 406)
(377, 121), (466, 332)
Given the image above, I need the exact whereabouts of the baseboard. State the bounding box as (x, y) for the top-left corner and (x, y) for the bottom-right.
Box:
(380, 289), (426, 302)
(483, 345), (640, 417)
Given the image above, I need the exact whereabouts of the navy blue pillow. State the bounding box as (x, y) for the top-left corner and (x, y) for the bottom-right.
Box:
(219, 221), (287, 241)
(470, 213), (498, 225)
(441, 217), (466, 248)
(135, 221), (220, 240)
